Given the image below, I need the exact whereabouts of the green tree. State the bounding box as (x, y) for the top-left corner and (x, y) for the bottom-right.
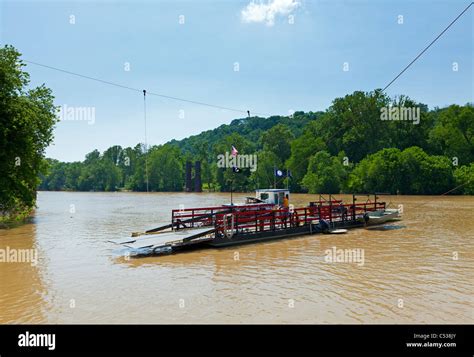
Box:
(0, 45), (57, 221)
(302, 151), (347, 193)
(127, 144), (148, 191)
(249, 150), (280, 189)
(453, 164), (474, 195)
(102, 145), (123, 166)
(317, 90), (391, 162)
(286, 121), (326, 187)
(260, 124), (294, 163)
(348, 148), (403, 194)
(148, 144), (184, 191)
(387, 95), (432, 151)
(429, 104), (474, 165)
(64, 162), (83, 190)
(348, 147), (454, 194)
(399, 146), (453, 194)
(74, 150), (121, 191)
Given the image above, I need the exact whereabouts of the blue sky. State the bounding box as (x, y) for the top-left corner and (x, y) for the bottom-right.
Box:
(1, 0), (472, 162)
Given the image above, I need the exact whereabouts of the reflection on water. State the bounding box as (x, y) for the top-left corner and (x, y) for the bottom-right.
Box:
(366, 225), (406, 231)
(0, 191), (473, 324)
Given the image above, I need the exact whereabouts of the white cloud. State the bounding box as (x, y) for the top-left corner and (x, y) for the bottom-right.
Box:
(241, 0), (301, 26)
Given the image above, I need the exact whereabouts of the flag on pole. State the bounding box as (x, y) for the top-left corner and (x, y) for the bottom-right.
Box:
(274, 168), (292, 178)
(231, 145), (238, 157)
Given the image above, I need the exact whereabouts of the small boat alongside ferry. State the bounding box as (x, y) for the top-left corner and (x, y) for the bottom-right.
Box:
(109, 189), (400, 256)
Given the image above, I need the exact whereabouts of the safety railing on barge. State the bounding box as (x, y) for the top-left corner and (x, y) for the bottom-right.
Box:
(170, 203), (275, 230)
(213, 200), (386, 235)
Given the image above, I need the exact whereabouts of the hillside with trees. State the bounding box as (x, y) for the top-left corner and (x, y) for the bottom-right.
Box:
(39, 90), (473, 195)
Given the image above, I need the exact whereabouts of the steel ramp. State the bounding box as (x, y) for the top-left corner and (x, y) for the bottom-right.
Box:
(108, 236), (140, 245)
(108, 230), (172, 245)
(122, 228), (215, 249)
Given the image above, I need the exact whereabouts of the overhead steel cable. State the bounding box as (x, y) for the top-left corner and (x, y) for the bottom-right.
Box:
(23, 60), (141, 93)
(22, 59), (270, 116)
(382, 2), (473, 91)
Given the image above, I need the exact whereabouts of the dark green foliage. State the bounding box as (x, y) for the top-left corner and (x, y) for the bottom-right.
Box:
(0, 45), (58, 221)
(429, 104), (474, 165)
(348, 147), (454, 194)
(302, 151), (347, 194)
(453, 164), (474, 194)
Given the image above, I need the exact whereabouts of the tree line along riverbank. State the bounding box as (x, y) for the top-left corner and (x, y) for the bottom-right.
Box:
(40, 98), (473, 196)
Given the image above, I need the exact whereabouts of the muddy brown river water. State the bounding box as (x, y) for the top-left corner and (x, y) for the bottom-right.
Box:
(0, 192), (473, 323)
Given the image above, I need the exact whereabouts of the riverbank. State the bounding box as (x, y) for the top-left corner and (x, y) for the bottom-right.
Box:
(0, 207), (34, 229)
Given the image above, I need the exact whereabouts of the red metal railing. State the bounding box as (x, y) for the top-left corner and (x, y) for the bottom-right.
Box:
(214, 201), (386, 234)
(170, 198), (386, 233)
(171, 203), (275, 229)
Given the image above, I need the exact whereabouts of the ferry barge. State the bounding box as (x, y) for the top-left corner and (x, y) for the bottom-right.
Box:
(109, 189), (400, 256)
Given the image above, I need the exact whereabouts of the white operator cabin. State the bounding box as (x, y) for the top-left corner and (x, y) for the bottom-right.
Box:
(254, 189), (290, 205)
